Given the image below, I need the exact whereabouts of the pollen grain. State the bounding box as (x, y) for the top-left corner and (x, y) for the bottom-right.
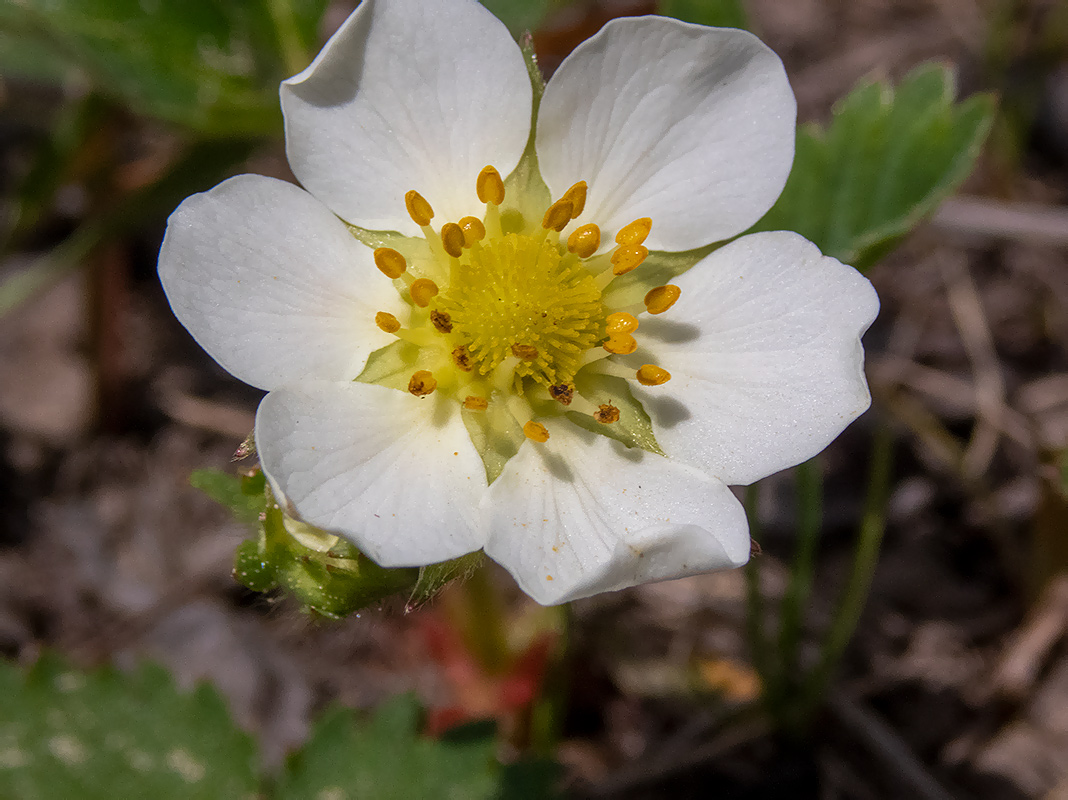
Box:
(523, 420), (550, 443)
(644, 285), (681, 315)
(408, 370), (438, 396)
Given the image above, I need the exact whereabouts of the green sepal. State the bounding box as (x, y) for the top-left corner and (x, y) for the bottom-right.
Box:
(232, 535), (277, 593)
(602, 244), (719, 309)
(343, 225), (438, 280)
(462, 395), (527, 485)
(356, 340), (439, 391)
(567, 374), (665, 456)
(408, 551), (485, 610)
(198, 463), (423, 616)
(260, 503), (418, 619)
(500, 35), (551, 235)
(748, 62), (996, 271)
(189, 468), (266, 527)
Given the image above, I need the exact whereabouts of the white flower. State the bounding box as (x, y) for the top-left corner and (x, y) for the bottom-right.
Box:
(158, 0), (878, 605)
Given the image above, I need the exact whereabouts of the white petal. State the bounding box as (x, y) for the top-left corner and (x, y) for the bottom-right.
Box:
(536, 17), (795, 251)
(158, 174), (401, 391)
(256, 382), (487, 566)
(281, 0), (532, 234)
(483, 425), (749, 605)
(631, 231), (879, 485)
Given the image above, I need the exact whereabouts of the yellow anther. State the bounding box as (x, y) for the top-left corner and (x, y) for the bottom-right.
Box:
(511, 343), (539, 361)
(405, 190), (434, 226)
(373, 247), (407, 279)
(567, 224), (601, 258)
(603, 333), (637, 355)
(408, 370), (437, 396)
(430, 310), (453, 333)
(452, 345), (473, 372)
(562, 181), (587, 218)
(610, 244), (649, 276)
(476, 165), (505, 205)
(441, 222), (465, 258)
(523, 420), (550, 443)
(548, 384), (574, 405)
(616, 217), (652, 246)
(542, 198), (573, 232)
(636, 364), (671, 386)
(644, 284), (682, 315)
(594, 404), (621, 424)
(409, 278), (439, 307)
(606, 312), (639, 334)
(458, 216), (486, 246)
(463, 395), (489, 411)
(375, 311), (401, 334)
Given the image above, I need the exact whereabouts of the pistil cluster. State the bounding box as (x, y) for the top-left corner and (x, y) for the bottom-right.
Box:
(366, 166), (680, 446)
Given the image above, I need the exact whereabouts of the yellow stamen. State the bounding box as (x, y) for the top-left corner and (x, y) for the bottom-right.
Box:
(441, 223), (465, 258)
(636, 364), (671, 386)
(523, 420), (550, 443)
(616, 217), (652, 246)
(603, 333), (637, 355)
(373, 247), (407, 279)
(644, 284), (681, 315)
(408, 370), (437, 396)
(459, 216), (486, 246)
(511, 343), (539, 361)
(463, 395), (489, 411)
(410, 278), (439, 308)
(606, 312), (639, 333)
(375, 311), (401, 334)
(430, 310), (453, 333)
(567, 224), (600, 258)
(476, 165), (505, 205)
(548, 383), (574, 406)
(404, 190), (434, 227)
(561, 181), (587, 218)
(611, 244), (648, 276)
(594, 404), (620, 424)
(542, 198), (573, 232)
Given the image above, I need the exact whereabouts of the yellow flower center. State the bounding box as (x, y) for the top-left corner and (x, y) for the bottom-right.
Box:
(437, 233), (605, 387)
(365, 165), (681, 448)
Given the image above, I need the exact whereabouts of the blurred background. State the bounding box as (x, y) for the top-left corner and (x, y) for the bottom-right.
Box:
(1, 0), (1067, 798)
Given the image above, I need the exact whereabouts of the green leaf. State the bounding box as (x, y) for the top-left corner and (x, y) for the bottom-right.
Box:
(0, 30), (77, 85)
(567, 374), (664, 456)
(2, 94), (113, 250)
(481, 0), (552, 36)
(0, 656), (257, 800)
(408, 552), (485, 610)
(498, 759), (565, 800)
(190, 468), (265, 527)
(0, 0), (327, 135)
(658, 0), (749, 30)
(277, 695), (500, 800)
(749, 62), (996, 271)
